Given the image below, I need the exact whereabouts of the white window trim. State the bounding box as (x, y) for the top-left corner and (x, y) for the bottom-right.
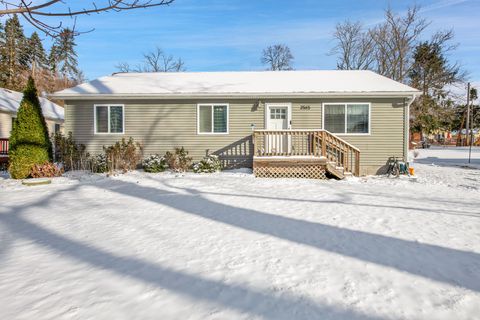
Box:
(265, 103), (292, 130)
(322, 102), (371, 136)
(94, 104), (125, 135)
(197, 103), (230, 135)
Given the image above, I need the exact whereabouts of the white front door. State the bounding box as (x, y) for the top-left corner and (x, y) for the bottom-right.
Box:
(267, 105), (290, 154)
(268, 107), (289, 130)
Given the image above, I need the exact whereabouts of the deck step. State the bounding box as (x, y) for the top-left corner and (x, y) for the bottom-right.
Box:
(326, 162), (345, 180)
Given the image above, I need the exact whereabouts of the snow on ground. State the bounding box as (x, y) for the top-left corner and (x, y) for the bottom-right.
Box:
(0, 148), (479, 320)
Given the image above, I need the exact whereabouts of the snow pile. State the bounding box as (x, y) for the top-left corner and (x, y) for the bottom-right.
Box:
(0, 148), (479, 319)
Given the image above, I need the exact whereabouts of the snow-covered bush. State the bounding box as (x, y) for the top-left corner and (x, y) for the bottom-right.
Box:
(165, 147), (192, 172)
(142, 154), (168, 173)
(193, 154), (222, 173)
(91, 153), (107, 173)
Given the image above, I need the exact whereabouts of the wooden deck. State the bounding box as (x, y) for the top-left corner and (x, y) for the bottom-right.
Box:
(252, 130), (360, 179)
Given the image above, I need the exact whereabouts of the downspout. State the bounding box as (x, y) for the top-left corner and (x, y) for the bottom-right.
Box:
(404, 95), (417, 162)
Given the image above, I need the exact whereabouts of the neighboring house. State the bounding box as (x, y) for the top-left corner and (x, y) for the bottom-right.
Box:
(52, 70), (419, 177)
(0, 88), (65, 139)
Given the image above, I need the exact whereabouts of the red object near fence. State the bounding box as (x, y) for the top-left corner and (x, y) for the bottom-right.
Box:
(0, 138), (9, 156)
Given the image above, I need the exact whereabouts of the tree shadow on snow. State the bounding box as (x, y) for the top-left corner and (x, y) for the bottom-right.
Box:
(161, 186), (480, 219)
(101, 177), (480, 293)
(0, 188), (382, 320)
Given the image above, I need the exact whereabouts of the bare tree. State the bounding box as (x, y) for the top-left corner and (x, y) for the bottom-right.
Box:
(142, 47), (185, 72)
(115, 62), (133, 73)
(116, 47), (185, 73)
(370, 6), (429, 82)
(330, 21), (375, 70)
(261, 44), (294, 71)
(330, 6), (429, 83)
(0, 0), (175, 36)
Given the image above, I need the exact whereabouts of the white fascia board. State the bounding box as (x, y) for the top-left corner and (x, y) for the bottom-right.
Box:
(51, 91), (420, 100)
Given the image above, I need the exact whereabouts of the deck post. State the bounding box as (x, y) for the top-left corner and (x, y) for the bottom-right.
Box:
(311, 132), (316, 156)
(355, 151), (360, 176)
(321, 131), (326, 157)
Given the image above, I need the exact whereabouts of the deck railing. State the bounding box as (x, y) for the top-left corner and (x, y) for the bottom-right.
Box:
(252, 130), (360, 176)
(0, 138), (8, 156)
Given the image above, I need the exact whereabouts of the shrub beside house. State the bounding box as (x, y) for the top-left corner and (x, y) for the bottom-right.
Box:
(8, 77), (53, 179)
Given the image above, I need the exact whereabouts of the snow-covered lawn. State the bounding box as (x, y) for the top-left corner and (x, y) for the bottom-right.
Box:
(413, 145), (480, 170)
(0, 148), (479, 320)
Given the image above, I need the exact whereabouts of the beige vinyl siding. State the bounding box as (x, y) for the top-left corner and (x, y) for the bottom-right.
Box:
(291, 101), (323, 129)
(322, 98), (406, 175)
(66, 100), (265, 168)
(65, 97), (407, 174)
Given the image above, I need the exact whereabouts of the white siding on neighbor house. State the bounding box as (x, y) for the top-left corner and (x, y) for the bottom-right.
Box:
(46, 119), (64, 135)
(0, 112), (13, 138)
(0, 111), (63, 139)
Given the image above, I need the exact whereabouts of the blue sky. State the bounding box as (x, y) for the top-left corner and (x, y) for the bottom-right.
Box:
(20, 0), (480, 82)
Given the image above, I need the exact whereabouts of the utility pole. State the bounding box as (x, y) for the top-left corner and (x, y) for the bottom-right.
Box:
(468, 84), (475, 164)
(466, 82), (470, 149)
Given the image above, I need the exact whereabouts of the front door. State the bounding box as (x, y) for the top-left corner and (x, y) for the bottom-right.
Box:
(267, 105), (290, 154)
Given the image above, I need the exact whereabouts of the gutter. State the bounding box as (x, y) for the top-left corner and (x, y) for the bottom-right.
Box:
(404, 94), (418, 162)
(50, 91), (421, 100)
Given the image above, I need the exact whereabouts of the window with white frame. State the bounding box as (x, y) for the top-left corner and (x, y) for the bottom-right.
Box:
(95, 105), (124, 134)
(323, 103), (370, 134)
(197, 104), (228, 134)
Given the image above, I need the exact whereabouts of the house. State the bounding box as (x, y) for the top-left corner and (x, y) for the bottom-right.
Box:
(0, 88), (65, 164)
(52, 70), (419, 177)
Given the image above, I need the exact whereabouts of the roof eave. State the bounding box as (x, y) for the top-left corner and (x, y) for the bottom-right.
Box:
(51, 91), (420, 100)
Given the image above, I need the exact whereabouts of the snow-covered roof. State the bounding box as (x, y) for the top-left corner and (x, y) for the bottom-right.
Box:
(52, 70), (419, 100)
(0, 88), (64, 121)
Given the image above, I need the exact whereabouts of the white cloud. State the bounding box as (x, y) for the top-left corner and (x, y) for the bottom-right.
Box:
(420, 0), (470, 13)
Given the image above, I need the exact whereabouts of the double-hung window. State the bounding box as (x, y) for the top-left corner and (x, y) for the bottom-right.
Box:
(197, 104), (229, 134)
(323, 103), (370, 134)
(94, 104), (124, 134)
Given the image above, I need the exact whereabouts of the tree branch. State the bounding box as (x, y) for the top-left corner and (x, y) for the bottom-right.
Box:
(0, 0), (174, 36)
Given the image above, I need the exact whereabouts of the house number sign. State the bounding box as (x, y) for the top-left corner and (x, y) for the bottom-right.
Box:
(300, 105), (311, 110)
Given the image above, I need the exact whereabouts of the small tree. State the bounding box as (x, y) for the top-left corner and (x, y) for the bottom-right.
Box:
(9, 77), (52, 179)
(261, 44), (294, 71)
(116, 47), (185, 73)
